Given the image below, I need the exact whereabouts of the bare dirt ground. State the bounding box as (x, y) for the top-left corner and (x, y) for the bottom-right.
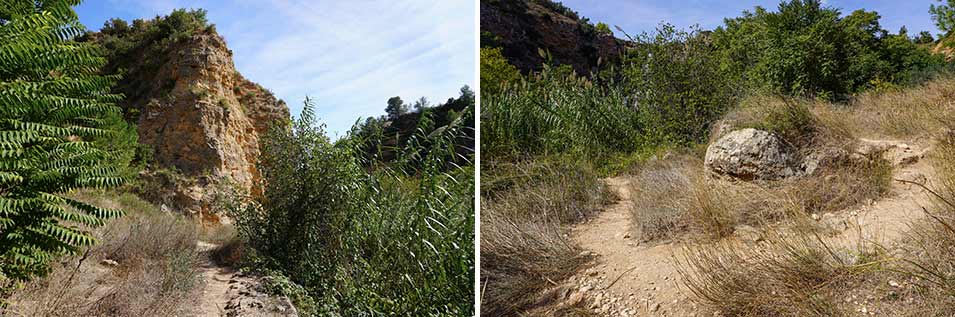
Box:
(550, 139), (936, 316)
(195, 241), (297, 317)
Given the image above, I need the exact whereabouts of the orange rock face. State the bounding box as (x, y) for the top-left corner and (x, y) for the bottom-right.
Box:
(134, 31), (289, 219)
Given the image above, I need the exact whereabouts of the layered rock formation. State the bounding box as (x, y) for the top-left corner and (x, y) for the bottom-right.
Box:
(136, 31), (287, 191)
(480, 0), (624, 75)
(91, 25), (289, 221)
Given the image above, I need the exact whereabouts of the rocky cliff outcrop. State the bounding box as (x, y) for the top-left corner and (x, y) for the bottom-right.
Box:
(89, 22), (289, 221)
(480, 0), (624, 75)
(136, 31), (287, 192)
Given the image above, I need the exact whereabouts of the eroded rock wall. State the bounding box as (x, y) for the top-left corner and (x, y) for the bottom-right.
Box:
(124, 30), (289, 220)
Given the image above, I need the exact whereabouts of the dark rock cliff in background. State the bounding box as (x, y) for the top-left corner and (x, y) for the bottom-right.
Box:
(480, 0), (625, 75)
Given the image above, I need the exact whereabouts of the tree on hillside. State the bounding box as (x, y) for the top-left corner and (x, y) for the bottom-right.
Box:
(412, 96), (430, 111)
(713, 0), (942, 98)
(916, 30), (935, 44)
(385, 96), (407, 120)
(0, 0), (126, 283)
(596, 22), (613, 35)
(931, 0), (955, 36)
(459, 85), (474, 100)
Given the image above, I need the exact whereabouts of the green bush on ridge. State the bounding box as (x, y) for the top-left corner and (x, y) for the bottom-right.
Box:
(712, 0), (946, 99)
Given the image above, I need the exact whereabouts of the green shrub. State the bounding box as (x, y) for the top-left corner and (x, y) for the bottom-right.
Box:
(621, 24), (737, 146)
(713, 0), (946, 99)
(480, 47), (522, 96)
(595, 22), (612, 35)
(230, 98), (474, 315)
(483, 24), (733, 165)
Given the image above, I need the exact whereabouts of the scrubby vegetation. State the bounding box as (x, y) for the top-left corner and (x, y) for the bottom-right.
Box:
(480, 0), (955, 315)
(712, 0), (947, 99)
(354, 86), (475, 167)
(481, 158), (610, 315)
(4, 191), (201, 316)
(3, 0), (475, 315)
(226, 99), (475, 315)
(84, 8), (215, 117)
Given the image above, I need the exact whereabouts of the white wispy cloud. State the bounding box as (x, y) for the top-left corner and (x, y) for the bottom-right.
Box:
(84, 0), (475, 136)
(224, 0), (476, 136)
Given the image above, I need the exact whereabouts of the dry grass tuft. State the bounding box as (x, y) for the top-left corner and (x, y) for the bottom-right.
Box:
(480, 159), (612, 316)
(629, 156), (776, 241)
(629, 154), (889, 243)
(784, 154), (892, 213)
(679, 225), (884, 316)
(4, 191), (201, 316)
(847, 77), (955, 138)
(629, 157), (697, 241)
(724, 95), (855, 151)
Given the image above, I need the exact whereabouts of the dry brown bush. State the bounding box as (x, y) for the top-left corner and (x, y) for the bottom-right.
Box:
(846, 77), (955, 138)
(480, 159), (612, 316)
(784, 154), (892, 213)
(629, 156), (778, 241)
(4, 191), (201, 317)
(629, 155), (888, 243)
(679, 226), (884, 316)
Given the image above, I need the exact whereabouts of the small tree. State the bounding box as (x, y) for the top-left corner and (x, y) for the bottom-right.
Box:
(915, 30), (936, 44)
(931, 0), (955, 36)
(0, 0), (126, 282)
(385, 96), (407, 120)
(459, 85), (474, 100)
(596, 22), (613, 35)
(412, 96), (430, 111)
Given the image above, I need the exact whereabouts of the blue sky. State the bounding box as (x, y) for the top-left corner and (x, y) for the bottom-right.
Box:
(560, 0), (938, 38)
(75, 0), (476, 137)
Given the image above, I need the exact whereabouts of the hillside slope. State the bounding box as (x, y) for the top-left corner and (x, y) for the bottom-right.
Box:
(480, 0), (624, 75)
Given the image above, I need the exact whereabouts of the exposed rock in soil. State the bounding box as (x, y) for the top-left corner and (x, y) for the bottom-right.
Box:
(856, 138), (926, 166)
(704, 128), (800, 180)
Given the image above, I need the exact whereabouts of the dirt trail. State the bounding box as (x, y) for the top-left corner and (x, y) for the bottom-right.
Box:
(196, 241), (237, 316)
(198, 263), (238, 316)
(565, 139), (936, 316)
(570, 177), (690, 316)
(194, 241), (298, 317)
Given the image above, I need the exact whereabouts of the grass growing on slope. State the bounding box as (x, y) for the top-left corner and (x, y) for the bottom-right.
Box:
(4, 191), (201, 316)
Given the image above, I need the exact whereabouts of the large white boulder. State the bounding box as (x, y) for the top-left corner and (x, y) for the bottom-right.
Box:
(704, 128), (799, 180)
